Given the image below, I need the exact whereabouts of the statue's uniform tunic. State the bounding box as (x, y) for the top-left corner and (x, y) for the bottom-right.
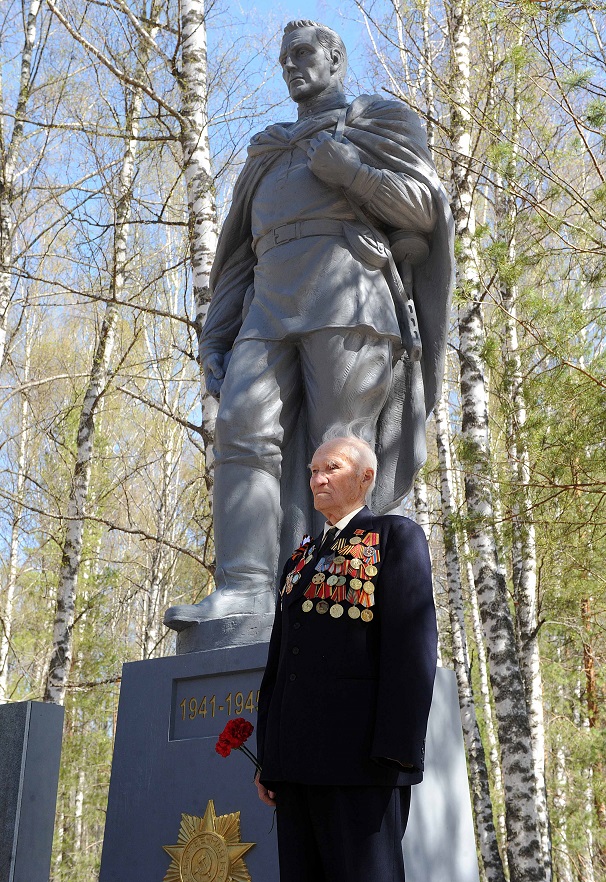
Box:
(209, 104), (439, 595)
(256, 506), (438, 882)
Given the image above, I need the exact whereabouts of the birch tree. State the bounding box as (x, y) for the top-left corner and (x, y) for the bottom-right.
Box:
(177, 0), (219, 465)
(435, 387), (506, 882)
(448, 0), (545, 876)
(0, 0), (42, 371)
(0, 310), (32, 701)
(44, 3), (163, 704)
(490, 25), (550, 875)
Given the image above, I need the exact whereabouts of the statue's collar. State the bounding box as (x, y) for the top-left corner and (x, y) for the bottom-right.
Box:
(296, 92), (349, 120)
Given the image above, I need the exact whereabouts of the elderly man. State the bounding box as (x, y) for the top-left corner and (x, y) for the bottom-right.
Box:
(165, 19), (453, 631)
(255, 433), (437, 882)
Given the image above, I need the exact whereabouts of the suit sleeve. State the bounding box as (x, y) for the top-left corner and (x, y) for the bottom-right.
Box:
(371, 518), (437, 772)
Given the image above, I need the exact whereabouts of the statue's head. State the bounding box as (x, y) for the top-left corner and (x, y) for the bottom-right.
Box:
(280, 20), (348, 103)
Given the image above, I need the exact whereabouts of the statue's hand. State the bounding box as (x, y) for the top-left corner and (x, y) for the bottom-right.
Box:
(203, 351), (229, 401)
(307, 131), (361, 189)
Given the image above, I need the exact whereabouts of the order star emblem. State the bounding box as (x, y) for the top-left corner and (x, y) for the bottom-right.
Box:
(163, 799), (255, 882)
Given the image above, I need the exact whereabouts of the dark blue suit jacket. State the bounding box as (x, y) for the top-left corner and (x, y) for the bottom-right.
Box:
(257, 507), (437, 788)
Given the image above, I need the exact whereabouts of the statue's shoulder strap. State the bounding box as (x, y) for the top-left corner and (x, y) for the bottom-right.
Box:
(334, 107), (347, 142)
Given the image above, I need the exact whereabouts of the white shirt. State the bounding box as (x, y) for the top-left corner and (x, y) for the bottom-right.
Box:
(323, 506), (365, 539)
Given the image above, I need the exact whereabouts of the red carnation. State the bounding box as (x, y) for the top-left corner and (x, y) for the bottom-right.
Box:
(215, 718), (260, 770)
(215, 737), (232, 758)
(222, 717), (254, 748)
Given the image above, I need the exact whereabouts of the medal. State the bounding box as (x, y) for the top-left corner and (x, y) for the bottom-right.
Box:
(348, 605), (361, 619)
(333, 555), (345, 565)
(337, 575), (347, 585)
(364, 564), (378, 577)
(316, 600), (329, 614)
(361, 609), (374, 622)
(349, 558), (361, 570)
(349, 536), (362, 545)
(363, 581), (375, 594)
(327, 575), (339, 586)
(349, 578), (362, 591)
(302, 599), (313, 612)
(330, 603), (344, 618)
(312, 573), (325, 584)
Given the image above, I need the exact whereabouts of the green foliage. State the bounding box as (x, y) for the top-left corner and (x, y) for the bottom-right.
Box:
(586, 99), (606, 129)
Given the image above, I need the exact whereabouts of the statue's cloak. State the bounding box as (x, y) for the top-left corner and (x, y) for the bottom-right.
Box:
(202, 95), (455, 557)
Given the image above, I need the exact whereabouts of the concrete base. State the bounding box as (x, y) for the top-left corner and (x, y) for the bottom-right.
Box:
(0, 701), (64, 882)
(100, 646), (479, 882)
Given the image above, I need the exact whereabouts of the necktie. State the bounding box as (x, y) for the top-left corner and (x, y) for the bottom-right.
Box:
(316, 527), (338, 558)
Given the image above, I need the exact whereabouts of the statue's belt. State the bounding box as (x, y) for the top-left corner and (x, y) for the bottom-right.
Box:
(253, 217), (423, 361)
(254, 219), (345, 259)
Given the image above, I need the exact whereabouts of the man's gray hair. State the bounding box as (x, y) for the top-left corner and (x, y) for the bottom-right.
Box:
(283, 20), (348, 85)
(320, 424), (377, 502)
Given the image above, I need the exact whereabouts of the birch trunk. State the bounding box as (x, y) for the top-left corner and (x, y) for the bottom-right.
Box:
(74, 764), (85, 853)
(43, 13), (160, 704)
(142, 423), (179, 658)
(581, 597), (606, 872)
(421, 0), (436, 153)
(572, 674), (597, 882)
(0, 321), (31, 701)
(413, 473), (443, 665)
(494, 44), (550, 876)
(553, 648), (574, 882)
(449, 0), (545, 877)
(140, 249), (183, 657)
(463, 533), (506, 857)
(0, 0), (42, 371)
(178, 0), (218, 472)
(435, 391), (506, 882)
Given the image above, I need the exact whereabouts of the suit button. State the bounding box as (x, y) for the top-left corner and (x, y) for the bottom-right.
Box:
(293, 622), (301, 630)
(292, 646), (299, 655)
(289, 673), (297, 681)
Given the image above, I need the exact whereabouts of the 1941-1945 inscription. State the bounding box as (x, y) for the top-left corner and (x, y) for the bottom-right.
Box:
(170, 669), (264, 741)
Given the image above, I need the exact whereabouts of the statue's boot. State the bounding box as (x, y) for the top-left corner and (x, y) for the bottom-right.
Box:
(164, 464), (279, 631)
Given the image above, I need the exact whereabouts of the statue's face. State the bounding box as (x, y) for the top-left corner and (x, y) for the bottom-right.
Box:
(279, 27), (339, 103)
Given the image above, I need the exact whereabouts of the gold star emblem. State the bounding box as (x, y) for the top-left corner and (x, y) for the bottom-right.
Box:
(163, 799), (255, 882)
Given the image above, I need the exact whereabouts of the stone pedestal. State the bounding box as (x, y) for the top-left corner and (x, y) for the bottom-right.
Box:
(100, 644), (479, 882)
(0, 701), (64, 882)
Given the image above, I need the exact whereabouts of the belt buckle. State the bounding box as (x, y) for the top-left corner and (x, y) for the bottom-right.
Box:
(273, 222), (300, 246)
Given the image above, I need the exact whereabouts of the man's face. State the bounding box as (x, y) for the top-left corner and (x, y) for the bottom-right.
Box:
(279, 27), (338, 103)
(309, 441), (370, 520)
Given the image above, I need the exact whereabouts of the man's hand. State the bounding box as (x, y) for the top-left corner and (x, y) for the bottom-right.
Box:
(202, 351), (230, 400)
(307, 132), (362, 189)
(255, 771), (276, 807)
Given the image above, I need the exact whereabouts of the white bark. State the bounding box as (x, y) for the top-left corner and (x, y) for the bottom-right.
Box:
(0, 318), (31, 702)
(44, 13), (160, 704)
(552, 728), (573, 881)
(421, 0), (436, 153)
(464, 533), (506, 858)
(0, 0), (42, 372)
(435, 391), (506, 882)
(142, 433), (180, 658)
(449, 0), (545, 878)
(74, 765), (85, 853)
(413, 473), (444, 665)
(178, 0), (218, 466)
(494, 47), (550, 875)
